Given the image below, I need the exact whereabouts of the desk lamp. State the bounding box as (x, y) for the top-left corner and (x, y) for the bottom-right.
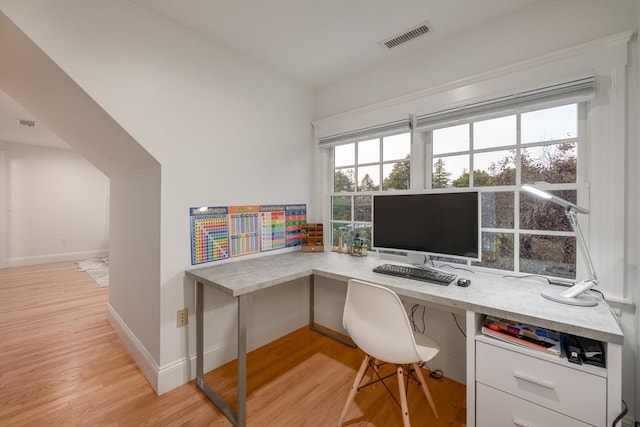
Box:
(521, 184), (598, 307)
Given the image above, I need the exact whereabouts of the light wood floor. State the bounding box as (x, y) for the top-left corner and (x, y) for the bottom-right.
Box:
(0, 261), (466, 426)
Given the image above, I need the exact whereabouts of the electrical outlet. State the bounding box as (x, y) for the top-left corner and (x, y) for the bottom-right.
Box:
(176, 308), (188, 327)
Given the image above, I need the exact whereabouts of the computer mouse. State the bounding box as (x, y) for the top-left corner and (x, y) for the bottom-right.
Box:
(456, 278), (471, 287)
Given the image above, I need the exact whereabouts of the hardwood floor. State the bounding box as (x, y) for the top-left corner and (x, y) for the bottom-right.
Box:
(0, 261), (466, 426)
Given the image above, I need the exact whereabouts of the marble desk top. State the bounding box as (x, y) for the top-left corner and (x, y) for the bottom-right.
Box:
(186, 250), (623, 345)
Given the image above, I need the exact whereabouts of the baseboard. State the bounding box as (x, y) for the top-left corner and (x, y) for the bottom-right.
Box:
(106, 304), (161, 393)
(5, 249), (109, 267)
(156, 310), (308, 395)
(107, 303), (308, 395)
(620, 417), (635, 427)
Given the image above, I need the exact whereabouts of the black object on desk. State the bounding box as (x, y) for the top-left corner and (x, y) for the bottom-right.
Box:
(373, 263), (455, 285)
(456, 278), (471, 287)
(563, 334), (606, 367)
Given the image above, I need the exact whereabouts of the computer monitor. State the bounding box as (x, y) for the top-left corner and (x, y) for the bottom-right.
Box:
(372, 192), (481, 262)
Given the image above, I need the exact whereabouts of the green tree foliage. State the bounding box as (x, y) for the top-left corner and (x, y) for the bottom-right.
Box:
(452, 169), (496, 187)
(334, 169), (354, 192)
(358, 174), (378, 191)
(382, 158), (410, 190)
(332, 196), (351, 221)
(432, 158), (451, 188)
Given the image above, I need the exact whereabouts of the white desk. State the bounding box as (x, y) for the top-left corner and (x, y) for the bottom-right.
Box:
(185, 250), (623, 427)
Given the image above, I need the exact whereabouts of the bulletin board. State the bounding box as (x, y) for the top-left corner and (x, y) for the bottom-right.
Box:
(190, 203), (307, 265)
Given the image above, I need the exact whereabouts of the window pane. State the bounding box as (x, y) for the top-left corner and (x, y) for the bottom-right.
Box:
(332, 223), (353, 248)
(332, 196), (351, 221)
(481, 192), (514, 228)
(522, 104), (577, 144)
(335, 143), (355, 167)
(521, 142), (577, 184)
(472, 232), (514, 271)
(474, 115), (516, 149)
(520, 190), (576, 232)
(433, 124), (469, 155)
(473, 150), (515, 186)
(354, 224), (372, 248)
(357, 165), (380, 191)
(354, 195), (372, 222)
(434, 155), (469, 188)
(383, 133), (410, 161)
(520, 234), (576, 279)
(383, 160), (410, 190)
(358, 138), (380, 164)
(334, 168), (355, 192)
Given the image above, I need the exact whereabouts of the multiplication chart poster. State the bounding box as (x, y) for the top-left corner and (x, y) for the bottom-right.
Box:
(228, 205), (261, 258)
(260, 205), (286, 251)
(190, 206), (229, 265)
(285, 204), (307, 247)
(190, 203), (307, 264)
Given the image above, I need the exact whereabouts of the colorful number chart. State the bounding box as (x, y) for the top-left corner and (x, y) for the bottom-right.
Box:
(285, 204), (307, 247)
(260, 205), (286, 251)
(190, 203), (307, 264)
(228, 205), (261, 258)
(190, 206), (229, 265)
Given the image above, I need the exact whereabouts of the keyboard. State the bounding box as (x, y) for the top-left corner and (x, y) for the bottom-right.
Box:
(373, 264), (456, 285)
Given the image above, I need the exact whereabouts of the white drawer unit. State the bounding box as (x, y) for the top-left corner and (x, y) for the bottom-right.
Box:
(476, 383), (592, 427)
(476, 340), (606, 426)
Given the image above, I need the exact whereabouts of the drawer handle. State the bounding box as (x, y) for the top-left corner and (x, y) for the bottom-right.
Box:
(513, 417), (536, 427)
(512, 370), (555, 389)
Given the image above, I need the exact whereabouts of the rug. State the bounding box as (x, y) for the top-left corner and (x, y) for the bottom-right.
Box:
(78, 258), (109, 287)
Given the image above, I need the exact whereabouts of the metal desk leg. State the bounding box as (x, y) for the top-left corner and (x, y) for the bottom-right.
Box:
(195, 280), (243, 426)
(237, 294), (247, 427)
(308, 275), (355, 347)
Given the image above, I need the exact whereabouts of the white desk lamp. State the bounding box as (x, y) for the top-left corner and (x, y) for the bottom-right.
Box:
(521, 184), (598, 307)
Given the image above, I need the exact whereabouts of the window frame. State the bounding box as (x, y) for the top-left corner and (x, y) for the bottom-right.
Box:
(418, 102), (589, 278)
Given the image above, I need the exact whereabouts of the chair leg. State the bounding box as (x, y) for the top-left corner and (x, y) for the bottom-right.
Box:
(396, 366), (411, 427)
(412, 362), (439, 419)
(338, 354), (371, 426)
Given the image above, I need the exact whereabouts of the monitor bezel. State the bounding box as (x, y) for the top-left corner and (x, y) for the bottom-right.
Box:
(371, 191), (482, 263)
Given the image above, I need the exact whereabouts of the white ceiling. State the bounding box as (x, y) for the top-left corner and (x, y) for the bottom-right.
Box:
(1, 0), (535, 149)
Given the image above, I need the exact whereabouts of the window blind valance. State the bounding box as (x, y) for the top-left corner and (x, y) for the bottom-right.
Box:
(415, 76), (595, 131)
(318, 119), (411, 148)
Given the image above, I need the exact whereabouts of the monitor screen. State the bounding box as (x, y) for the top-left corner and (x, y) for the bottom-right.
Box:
(373, 192), (480, 261)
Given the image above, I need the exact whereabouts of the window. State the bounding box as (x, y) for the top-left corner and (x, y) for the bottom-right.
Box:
(425, 103), (582, 279)
(331, 131), (411, 250)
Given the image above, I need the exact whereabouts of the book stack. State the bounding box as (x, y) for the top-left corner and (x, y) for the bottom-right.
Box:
(481, 315), (562, 356)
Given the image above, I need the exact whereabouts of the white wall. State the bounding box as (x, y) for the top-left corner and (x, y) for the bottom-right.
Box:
(314, 0), (639, 422)
(0, 0), (315, 394)
(315, 0), (637, 119)
(0, 141), (109, 267)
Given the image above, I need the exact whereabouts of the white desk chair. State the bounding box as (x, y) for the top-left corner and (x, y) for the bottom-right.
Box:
(338, 279), (440, 427)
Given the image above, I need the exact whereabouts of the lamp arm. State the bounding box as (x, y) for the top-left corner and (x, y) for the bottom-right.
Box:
(561, 210), (598, 298)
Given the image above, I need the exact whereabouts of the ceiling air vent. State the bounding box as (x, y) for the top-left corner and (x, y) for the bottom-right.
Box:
(383, 24), (430, 49)
(18, 119), (36, 127)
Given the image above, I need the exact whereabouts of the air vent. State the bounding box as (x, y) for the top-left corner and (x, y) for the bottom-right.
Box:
(383, 24), (430, 49)
(18, 119), (36, 127)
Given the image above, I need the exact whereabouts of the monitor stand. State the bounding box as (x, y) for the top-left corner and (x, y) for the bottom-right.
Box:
(407, 253), (451, 275)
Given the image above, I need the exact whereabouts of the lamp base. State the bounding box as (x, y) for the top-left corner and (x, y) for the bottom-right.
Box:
(540, 288), (598, 307)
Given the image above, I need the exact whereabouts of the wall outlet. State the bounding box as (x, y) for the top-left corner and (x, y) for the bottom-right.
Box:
(176, 308), (188, 327)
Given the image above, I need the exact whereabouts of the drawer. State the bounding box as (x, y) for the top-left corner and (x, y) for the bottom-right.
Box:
(476, 341), (605, 426)
(476, 383), (592, 427)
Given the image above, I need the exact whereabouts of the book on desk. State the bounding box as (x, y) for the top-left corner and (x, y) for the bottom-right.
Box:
(481, 315), (562, 356)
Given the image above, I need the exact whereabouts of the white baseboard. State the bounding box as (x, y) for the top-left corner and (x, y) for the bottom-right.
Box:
(157, 310), (308, 395)
(107, 304), (161, 393)
(107, 303), (308, 395)
(5, 249), (109, 267)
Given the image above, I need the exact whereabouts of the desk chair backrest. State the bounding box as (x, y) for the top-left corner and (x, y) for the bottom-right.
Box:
(343, 279), (421, 364)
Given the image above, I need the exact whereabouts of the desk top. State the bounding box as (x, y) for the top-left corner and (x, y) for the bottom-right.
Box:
(186, 250), (623, 345)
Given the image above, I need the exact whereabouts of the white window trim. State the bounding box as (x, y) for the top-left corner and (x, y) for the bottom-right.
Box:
(314, 31), (632, 300)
